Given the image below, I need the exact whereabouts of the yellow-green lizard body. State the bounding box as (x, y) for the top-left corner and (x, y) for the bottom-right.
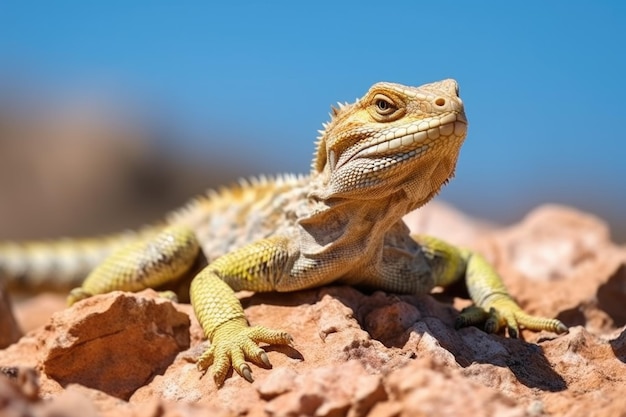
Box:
(0, 79), (567, 386)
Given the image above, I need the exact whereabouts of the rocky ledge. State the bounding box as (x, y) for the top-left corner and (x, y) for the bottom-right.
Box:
(1, 203), (625, 417)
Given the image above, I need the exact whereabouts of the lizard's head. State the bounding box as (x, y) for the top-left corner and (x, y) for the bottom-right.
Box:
(313, 79), (467, 209)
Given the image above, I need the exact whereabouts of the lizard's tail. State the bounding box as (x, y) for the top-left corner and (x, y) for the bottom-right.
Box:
(0, 228), (157, 293)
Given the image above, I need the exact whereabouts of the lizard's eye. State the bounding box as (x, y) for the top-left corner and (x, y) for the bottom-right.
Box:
(368, 93), (404, 121)
(376, 99), (390, 110)
(374, 95), (397, 116)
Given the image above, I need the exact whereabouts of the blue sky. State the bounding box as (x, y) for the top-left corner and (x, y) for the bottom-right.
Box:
(1, 1), (624, 234)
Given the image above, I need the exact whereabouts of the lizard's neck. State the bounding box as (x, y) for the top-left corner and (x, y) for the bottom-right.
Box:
(296, 188), (414, 261)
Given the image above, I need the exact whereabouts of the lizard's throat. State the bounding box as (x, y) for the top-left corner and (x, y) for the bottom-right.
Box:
(401, 150), (460, 209)
(298, 192), (411, 256)
(315, 140), (462, 207)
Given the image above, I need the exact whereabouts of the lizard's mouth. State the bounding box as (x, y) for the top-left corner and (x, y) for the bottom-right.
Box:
(337, 112), (467, 171)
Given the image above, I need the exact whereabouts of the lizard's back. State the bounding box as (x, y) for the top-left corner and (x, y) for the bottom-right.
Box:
(168, 174), (312, 262)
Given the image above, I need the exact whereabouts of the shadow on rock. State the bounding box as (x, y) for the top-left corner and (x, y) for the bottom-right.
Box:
(411, 317), (567, 392)
(556, 262), (626, 335)
(610, 327), (626, 363)
(597, 263), (626, 327)
(247, 286), (568, 393)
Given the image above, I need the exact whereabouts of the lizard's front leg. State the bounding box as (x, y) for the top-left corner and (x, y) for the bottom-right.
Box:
(67, 224), (201, 305)
(190, 236), (294, 385)
(413, 235), (568, 337)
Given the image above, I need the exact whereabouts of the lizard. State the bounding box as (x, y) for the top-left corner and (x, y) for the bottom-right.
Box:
(0, 79), (568, 386)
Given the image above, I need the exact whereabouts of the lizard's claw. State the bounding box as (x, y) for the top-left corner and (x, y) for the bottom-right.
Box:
(196, 321), (293, 386)
(455, 299), (568, 338)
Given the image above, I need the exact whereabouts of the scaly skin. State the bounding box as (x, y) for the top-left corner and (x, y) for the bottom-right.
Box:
(0, 79), (567, 386)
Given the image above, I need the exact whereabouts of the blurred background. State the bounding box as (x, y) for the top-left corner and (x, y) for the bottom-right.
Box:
(0, 1), (624, 241)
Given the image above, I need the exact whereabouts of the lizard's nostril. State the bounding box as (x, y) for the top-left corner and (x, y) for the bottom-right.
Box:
(434, 97), (446, 107)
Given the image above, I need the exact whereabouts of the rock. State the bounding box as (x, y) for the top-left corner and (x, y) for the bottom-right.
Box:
(13, 292), (66, 333)
(2, 203), (626, 416)
(262, 360), (386, 417)
(372, 357), (527, 417)
(1, 366), (40, 400)
(46, 290), (190, 400)
(0, 282), (21, 348)
(0, 290), (191, 402)
(477, 205), (626, 338)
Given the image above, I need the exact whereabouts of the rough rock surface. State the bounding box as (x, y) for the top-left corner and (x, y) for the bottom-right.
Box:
(0, 282), (21, 348)
(1, 203), (625, 417)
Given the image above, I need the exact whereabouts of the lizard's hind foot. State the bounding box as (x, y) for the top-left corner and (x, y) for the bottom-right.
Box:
(455, 303), (568, 338)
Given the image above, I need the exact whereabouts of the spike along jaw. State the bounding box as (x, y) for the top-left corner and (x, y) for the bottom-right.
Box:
(314, 79), (468, 206)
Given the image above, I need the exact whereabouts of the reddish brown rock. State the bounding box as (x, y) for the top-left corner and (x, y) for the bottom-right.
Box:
(262, 360), (387, 417)
(478, 205), (625, 327)
(0, 283), (21, 348)
(14, 292), (66, 333)
(45, 290), (190, 400)
(1, 366), (40, 401)
(2, 203), (626, 417)
(371, 357), (527, 417)
(1, 290), (190, 402)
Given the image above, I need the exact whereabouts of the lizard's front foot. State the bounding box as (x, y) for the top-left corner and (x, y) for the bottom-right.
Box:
(455, 297), (568, 338)
(197, 318), (293, 386)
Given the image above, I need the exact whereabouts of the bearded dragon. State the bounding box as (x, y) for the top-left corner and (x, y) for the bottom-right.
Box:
(0, 79), (568, 385)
